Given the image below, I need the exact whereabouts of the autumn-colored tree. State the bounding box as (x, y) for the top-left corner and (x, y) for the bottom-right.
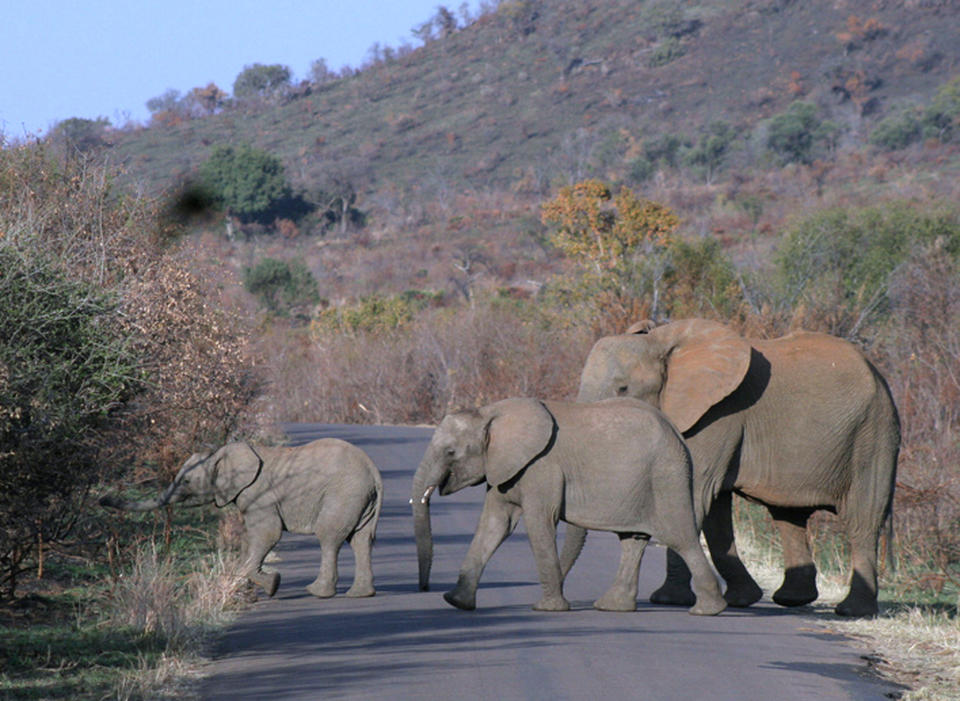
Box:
(184, 82), (228, 116)
(540, 179), (677, 273)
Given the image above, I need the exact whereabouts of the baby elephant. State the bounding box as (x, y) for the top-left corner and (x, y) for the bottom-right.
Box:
(101, 439), (382, 599)
(411, 397), (726, 615)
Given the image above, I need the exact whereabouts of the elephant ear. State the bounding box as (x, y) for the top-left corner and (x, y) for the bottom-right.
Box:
(481, 399), (556, 489)
(650, 319), (752, 433)
(213, 442), (263, 507)
(625, 319), (658, 335)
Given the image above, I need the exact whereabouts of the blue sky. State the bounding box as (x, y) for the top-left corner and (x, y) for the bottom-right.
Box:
(1, 1), (481, 138)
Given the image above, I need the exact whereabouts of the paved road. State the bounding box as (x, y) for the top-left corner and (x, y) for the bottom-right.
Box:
(200, 423), (903, 700)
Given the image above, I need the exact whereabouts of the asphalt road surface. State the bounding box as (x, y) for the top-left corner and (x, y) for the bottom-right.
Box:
(200, 423), (904, 701)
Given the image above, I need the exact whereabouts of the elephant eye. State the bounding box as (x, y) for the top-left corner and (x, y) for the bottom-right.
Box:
(616, 385), (629, 395)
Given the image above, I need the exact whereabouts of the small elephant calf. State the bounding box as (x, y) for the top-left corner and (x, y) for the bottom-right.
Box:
(101, 438), (383, 599)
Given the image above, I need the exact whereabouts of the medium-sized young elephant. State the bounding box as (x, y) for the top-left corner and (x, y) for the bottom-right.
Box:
(411, 397), (726, 616)
(101, 439), (383, 599)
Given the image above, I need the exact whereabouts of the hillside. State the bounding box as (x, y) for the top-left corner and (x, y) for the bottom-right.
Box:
(109, 0), (959, 199)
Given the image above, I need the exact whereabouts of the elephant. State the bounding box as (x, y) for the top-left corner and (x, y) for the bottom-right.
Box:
(101, 439), (383, 599)
(574, 318), (900, 617)
(411, 397), (727, 616)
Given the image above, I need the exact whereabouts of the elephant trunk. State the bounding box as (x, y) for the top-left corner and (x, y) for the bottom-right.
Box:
(411, 447), (446, 592)
(100, 480), (179, 512)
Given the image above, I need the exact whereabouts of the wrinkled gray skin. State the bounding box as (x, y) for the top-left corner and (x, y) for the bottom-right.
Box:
(575, 318), (900, 617)
(101, 439), (382, 599)
(411, 397), (726, 616)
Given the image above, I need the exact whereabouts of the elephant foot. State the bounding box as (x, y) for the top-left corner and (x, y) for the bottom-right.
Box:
(724, 581), (764, 608)
(772, 588), (818, 608)
(443, 588), (476, 611)
(689, 594), (727, 616)
(251, 570), (281, 597)
(650, 583), (696, 607)
(344, 582), (375, 598)
(593, 591), (637, 612)
(307, 580), (337, 598)
(533, 595), (571, 612)
(834, 596), (878, 618)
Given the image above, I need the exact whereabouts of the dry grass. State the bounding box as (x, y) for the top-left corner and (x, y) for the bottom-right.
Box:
(734, 502), (960, 699)
(105, 532), (248, 699)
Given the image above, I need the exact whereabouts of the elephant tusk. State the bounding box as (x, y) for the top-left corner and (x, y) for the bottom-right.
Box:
(420, 485), (436, 504)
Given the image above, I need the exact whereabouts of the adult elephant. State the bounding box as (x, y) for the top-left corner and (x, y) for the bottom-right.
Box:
(574, 318), (899, 617)
(101, 439), (383, 599)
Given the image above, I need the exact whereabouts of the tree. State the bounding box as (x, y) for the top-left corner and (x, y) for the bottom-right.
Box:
(199, 144), (292, 222)
(244, 258), (320, 316)
(541, 179), (678, 273)
(680, 121), (736, 182)
(922, 75), (960, 143)
(767, 101), (820, 164)
(47, 116), (111, 154)
(233, 63), (292, 99)
(183, 82), (228, 116)
(0, 246), (140, 596)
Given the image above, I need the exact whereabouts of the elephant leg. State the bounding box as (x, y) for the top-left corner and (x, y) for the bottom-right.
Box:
(243, 514), (282, 597)
(704, 492), (763, 607)
(650, 549), (696, 607)
(558, 524), (587, 579)
(835, 531), (880, 617)
(594, 534), (648, 611)
(344, 518), (376, 598)
(769, 506), (818, 607)
(445, 492), (520, 611)
(523, 507), (570, 612)
(674, 540), (727, 616)
(308, 518), (356, 598)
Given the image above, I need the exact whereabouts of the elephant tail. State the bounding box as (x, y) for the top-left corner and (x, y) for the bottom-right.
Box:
(883, 510), (896, 573)
(353, 464), (383, 544)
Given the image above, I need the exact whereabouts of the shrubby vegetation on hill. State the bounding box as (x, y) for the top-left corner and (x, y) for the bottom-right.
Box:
(0, 144), (260, 597)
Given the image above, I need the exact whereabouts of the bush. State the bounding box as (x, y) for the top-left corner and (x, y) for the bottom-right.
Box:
(869, 109), (923, 151)
(679, 121), (736, 181)
(313, 289), (444, 334)
(264, 300), (591, 425)
(198, 144), (293, 223)
(766, 101), (822, 164)
(232, 63), (292, 99)
(776, 200), (960, 336)
(0, 246), (140, 596)
(48, 116), (111, 154)
(244, 258), (320, 316)
(662, 236), (742, 319)
(921, 75), (960, 143)
(648, 37), (686, 68)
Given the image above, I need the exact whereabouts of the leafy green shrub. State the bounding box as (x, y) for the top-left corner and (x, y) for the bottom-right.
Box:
(921, 75), (960, 143)
(244, 258), (320, 315)
(776, 201), (960, 333)
(232, 63), (292, 99)
(0, 246), (140, 596)
(198, 144), (293, 222)
(766, 101), (827, 164)
(643, 133), (688, 169)
(313, 290), (445, 334)
(48, 116), (111, 153)
(869, 108), (923, 150)
(663, 236), (742, 318)
(648, 37), (686, 67)
(680, 121), (736, 181)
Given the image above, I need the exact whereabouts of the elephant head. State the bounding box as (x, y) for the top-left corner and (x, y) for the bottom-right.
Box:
(411, 398), (555, 591)
(577, 319), (752, 433)
(100, 442), (263, 512)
